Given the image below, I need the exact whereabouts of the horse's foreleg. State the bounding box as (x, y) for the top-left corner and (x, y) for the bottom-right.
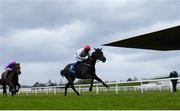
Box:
(9, 82), (15, 96)
(9, 86), (12, 93)
(12, 87), (16, 96)
(15, 83), (21, 92)
(89, 79), (94, 92)
(9, 86), (15, 96)
(94, 75), (109, 88)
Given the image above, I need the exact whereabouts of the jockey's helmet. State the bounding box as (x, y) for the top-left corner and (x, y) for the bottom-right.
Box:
(11, 60), (17, 64)
(84, 45), (91, 50)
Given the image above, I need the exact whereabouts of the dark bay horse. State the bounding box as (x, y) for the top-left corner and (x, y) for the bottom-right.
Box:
(0, 63), (21, 96)
(60, 48), (109, 96)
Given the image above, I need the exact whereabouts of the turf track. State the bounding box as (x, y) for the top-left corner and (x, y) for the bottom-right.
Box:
(0, 91), (180, 110)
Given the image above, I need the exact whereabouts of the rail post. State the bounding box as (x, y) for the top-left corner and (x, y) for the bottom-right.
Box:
(35, 88), (38, 95)
(169, 78), (173, 92)
(96, 84), (99, 95)
(116, 83), (118, 94)
(141, 81), (143, 93)
(54, 87), (56, 95)
(79, 86), (81, 94)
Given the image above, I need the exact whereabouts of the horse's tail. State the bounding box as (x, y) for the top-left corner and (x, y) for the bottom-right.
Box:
(60, 70), (65, 77)
(0, 79), (1, 85)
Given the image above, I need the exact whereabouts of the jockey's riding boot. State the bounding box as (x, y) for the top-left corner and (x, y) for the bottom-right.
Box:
(70, 65), (76, 74)
(70, 68), (76, 74)
(5, 70), (10, 80)
(75, 61), (81, 68)
(70, 61), (81, 74)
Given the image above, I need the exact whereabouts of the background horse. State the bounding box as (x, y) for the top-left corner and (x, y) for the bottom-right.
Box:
(60, 48), (108, 96)
(0, 63), (21, 96)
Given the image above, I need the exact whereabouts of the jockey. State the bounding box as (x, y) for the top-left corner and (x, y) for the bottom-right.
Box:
(4, 60), (17, 80)
(70, 45), (91, 74)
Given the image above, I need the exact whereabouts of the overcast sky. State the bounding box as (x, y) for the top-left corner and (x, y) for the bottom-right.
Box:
(1, 0), (180, 85)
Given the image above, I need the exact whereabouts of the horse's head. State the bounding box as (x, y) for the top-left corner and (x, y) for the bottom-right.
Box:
(12, 63), (21, 75)
(91, 48), (106, 63)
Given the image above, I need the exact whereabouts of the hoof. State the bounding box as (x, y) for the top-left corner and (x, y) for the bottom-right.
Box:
(106, 85), (109, 89)
(89, 89), (92, 92)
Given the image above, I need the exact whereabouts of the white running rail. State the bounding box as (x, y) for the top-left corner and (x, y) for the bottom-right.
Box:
(0, 77), (180, 95)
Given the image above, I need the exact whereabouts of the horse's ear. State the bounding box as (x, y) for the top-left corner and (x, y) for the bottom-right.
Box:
(94, 48), (97, 50)
(100, 48), (102, 50)
(15, 63), (20, 65)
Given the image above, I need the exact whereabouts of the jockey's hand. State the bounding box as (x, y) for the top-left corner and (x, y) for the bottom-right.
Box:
(84, 56), (88, 59)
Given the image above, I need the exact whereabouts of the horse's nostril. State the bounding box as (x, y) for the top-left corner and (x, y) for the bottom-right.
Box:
(102, 59), (106, 62)
(104, 57), (106, 62)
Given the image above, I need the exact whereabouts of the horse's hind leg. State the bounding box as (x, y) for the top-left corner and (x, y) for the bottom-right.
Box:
(65, 81), (80, 96)
(65, 82), (70, 96)
(69, 76), (80, 96)
(89, 79), (94, 92)
(3, 85), (7, 96)
(70, 82), (80, 96)
(94, 75), (109, 88)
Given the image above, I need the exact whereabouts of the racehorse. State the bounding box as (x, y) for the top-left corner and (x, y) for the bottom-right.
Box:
(0, 63), (21, 96)
(60, 48), (109, 96)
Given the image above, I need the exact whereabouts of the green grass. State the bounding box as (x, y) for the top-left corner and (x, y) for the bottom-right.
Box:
(1, 91), (180, 110)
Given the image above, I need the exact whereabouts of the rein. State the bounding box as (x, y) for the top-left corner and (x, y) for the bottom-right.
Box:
(83, 60), (100, 68)
(83, 56), (97, 68)
(83, 63), (94, 67)
(83, 51), (102, 68)
(96, 60), (100, 63)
